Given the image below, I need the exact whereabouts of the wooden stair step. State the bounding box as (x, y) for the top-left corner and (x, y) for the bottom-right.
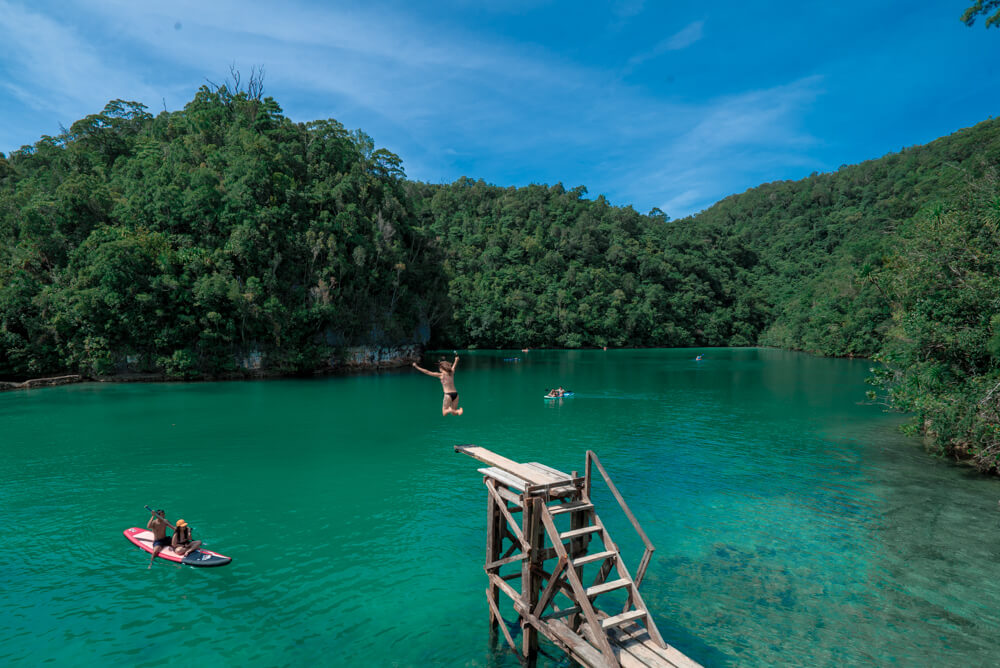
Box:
(560, 525), (602, 540)
(549, 500), (593, 515)
(572, 550), (617, 567)
(600, 609), (648, 630)
(586, 578), (632, 597)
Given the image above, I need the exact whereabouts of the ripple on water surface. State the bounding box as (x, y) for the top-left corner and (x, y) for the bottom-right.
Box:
(2, 349), (1000, 667)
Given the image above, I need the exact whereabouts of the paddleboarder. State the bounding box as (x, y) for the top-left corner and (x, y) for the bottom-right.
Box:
(171, 519), (202, 557)
(146, 508), (175, 569)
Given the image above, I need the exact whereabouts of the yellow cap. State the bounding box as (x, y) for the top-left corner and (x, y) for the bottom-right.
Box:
(176, 519), (187, 527)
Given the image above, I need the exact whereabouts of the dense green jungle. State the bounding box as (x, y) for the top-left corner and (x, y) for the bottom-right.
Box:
(1, 84), (999, 471)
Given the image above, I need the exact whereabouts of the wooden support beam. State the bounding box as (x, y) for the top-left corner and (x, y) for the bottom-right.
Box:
(485, 588), (517, 652)
(526, 478), (585, 499)
(484, 479), (526, 548)
(521, 495), (543, 661)
(500, 541), (520, 561)
(542, 616), (617, 668)
(486, 477), (501, 635)
(489, 572), (522, 603)
(541, 604), (581, 622)
(532, 555), (567, 618)
(479, 467), (530, 494)
(486, 552), (527, 571)
(501, 523), (520, 547)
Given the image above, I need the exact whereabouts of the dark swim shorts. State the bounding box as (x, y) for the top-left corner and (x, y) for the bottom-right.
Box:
(153, 535), (172, 548)
(445, 392), (459, 401)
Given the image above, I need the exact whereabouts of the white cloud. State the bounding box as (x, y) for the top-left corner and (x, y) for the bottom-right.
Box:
(626, 20), (705, 71)
(613, 0), (646, 19)
(663, 21), (705, 51)
(603, 76), (826, 218)
(0, 1), (826, 220)
(0, 0), (160, 119)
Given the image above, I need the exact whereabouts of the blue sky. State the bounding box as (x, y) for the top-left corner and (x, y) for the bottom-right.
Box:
(0, 1), (997, 218)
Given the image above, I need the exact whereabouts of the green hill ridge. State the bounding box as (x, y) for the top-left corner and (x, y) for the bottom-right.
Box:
(1, 85), (998, 470)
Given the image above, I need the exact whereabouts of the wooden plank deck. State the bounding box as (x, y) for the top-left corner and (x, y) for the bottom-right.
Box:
(456, 444), (565, 485)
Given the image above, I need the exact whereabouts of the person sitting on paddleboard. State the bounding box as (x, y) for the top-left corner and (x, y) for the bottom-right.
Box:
(412, 354), (463, 416)
(147, 509), (175, 569)
(171, 519), (202, 557)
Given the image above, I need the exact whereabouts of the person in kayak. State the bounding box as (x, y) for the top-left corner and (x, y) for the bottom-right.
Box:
(147, 509), (174, 569)
(413, 354), (464, 416)
(171, 519), (202, 557)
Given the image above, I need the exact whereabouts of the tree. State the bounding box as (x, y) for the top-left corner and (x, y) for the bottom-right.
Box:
(962, 1), (1000, 28)
(868, 173), (1000, 471)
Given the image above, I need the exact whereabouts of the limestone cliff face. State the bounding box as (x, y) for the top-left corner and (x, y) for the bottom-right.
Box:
(0, 344), (426, 388)
(0, 375), (83, 392)
(241, 343), (422, 372)
(335, 344), (421, 369)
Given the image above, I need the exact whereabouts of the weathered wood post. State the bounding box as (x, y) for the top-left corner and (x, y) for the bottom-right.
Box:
(485, 476), (502, 644)
(521, 494), (541, 662)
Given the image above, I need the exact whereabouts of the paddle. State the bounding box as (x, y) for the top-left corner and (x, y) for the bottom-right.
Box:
(144, 504), (176, 530)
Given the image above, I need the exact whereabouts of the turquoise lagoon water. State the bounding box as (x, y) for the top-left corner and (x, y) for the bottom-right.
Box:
(2, 348), (999, 666)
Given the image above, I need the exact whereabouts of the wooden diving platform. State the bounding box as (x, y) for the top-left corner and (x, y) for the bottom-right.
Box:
(455, 444), (702, 668)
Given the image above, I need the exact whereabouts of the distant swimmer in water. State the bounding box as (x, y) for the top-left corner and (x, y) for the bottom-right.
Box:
(413, 354), (463, 416)
(695, 355), (704, 361)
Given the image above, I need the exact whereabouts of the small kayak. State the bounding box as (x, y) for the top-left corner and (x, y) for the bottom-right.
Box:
(543, 392), (575, 399)
(123, 527), (232, 567)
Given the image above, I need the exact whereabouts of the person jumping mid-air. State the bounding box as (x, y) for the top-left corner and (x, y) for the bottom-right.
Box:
(413, 354), (464, 416)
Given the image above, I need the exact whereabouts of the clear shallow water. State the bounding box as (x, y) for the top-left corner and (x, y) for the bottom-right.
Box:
(2, 348), (999, 666)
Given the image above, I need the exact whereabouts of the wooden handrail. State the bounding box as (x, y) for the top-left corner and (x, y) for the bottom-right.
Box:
(584, 451), (655, 589)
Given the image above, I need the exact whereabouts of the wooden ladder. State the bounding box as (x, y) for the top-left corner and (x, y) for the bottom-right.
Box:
(535, 490), (666, 667)
(456, 444), (674, 667)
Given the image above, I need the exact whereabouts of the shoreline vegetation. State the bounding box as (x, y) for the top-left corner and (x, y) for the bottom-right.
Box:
(0, 343), (422, 390)
(2, 81), (999, 472)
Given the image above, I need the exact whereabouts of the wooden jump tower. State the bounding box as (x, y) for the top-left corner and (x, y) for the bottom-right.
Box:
(455, 444), (701, 668)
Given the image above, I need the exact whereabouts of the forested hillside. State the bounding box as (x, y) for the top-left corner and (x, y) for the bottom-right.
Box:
(405, 179), (765, 349)
(0, 87), (447, 378)
(402, 119), (1000, 357)
(1, 86), (998, 469)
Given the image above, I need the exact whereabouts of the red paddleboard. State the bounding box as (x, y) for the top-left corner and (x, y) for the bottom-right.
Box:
(123, 527), (232, 567)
